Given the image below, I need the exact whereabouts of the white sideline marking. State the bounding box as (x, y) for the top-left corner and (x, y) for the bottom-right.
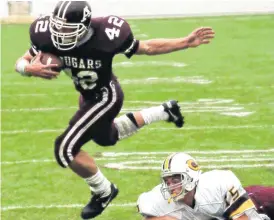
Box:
(1, 203), (136, 211)
(104, 163), (274, 170)
(1, 125), (273, 134)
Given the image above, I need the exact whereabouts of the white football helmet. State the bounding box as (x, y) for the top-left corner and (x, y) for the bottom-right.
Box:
(160, 153), (201, 202)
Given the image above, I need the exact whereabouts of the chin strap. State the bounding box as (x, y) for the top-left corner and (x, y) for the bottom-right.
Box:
(168, 193), (177, 204)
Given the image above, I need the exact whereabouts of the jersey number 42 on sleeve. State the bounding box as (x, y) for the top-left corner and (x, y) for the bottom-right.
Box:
(105, 16), (125, 40)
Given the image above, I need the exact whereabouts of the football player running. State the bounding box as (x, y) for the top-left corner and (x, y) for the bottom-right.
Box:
(15, 1), (214, 219)
(137, 153), (271, 220)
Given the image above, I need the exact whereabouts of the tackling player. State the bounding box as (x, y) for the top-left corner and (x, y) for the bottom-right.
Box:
(15, 1), (214, 219)
(137, 153), (273, 220)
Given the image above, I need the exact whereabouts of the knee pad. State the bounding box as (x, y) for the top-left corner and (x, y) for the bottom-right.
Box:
(114, 113), (138, 140)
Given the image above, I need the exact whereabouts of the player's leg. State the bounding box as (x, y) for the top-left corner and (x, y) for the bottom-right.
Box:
(78, 81), (124, 219)
(80, 88), (184, 142)
(92, 99), (184, 144)
(113, 100), (184, 140)
(55, 81), (123, 219)
(246, 186), (274, 220)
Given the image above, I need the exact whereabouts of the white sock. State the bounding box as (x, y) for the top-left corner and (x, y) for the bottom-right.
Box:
(140, 105), (169, 125)
(85, 169), (111, 197)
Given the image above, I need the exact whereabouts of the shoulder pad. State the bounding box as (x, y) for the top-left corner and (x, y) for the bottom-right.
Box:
(90, 15), (133, 53)
(29, 15), (54, 53)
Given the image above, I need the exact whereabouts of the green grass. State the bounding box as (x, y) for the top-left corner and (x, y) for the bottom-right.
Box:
(1, 14), (274, 220)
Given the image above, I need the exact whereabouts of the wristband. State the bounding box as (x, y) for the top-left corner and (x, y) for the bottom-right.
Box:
(16, 59), (31, 77)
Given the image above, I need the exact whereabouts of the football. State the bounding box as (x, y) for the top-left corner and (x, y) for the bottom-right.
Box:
(38, 53), (63, 72)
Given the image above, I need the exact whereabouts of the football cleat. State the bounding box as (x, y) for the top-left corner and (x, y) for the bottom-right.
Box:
(162, 100), (184, 128)
(81, 183), (119, 219)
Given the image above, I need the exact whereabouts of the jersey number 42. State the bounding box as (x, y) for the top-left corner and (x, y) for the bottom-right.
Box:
(105, 16), (125, 40)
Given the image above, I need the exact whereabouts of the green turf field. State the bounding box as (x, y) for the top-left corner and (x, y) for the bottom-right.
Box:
(1, 14), (274, 220)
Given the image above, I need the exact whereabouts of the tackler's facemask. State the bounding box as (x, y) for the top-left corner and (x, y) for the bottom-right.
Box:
(50, 16), (89, 51)
(160, 153), (201, 203)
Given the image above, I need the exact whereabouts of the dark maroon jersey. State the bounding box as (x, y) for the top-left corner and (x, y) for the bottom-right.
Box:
(245, 186), (274, 220)
(29, 15), (139, 98)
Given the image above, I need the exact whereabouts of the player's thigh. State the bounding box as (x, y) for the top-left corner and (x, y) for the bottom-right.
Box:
(91, 121), (119, 146)
(54, 99), (100, 167)
(55, 80), (124, 167)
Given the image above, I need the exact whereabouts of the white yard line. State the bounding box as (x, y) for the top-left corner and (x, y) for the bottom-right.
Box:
(116, 61), (188, 68)
(1, 125), (273, 135)
(1, 203), (136, 211)
(2, 76), (214, 86)
(135, 34), (149, 38)
(1, 157), (120, 165)
(1, 92), (77, 97)
(3, 76), (218, 87)
(131, 28), (141, 32)
(147, 125), (273, 130)
(2, 156), (272, 166)
(110, 158), (274, 165)
(220, 112), (254, 117)
(102, 149), (274, 157)
(2, 150), (273, 165)
(104, 163), (274, 170)
(1, 159), (55, 164)
(1, 106), (78, 112)
(1, 107), (247, 112)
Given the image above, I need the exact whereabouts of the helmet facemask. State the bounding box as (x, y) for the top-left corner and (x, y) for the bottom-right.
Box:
(49, 15), (88, 51)
(161, 173), (193, 202)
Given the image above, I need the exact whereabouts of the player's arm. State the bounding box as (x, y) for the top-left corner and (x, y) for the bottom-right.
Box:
(15, 50), (35, 77)
(232, 210), (265, 220)
(136, 27), (215, 55)
(15, 16), (59, 79)
(222, 171), (262, 220)
(15, 50), (59, 79)
(137, 191), (178, 220)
